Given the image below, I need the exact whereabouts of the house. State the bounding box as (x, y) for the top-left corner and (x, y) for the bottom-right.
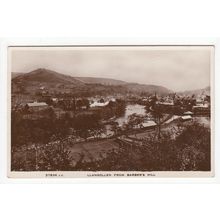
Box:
(52, 98), (58, 104)
(141, 121), (157, 129)
(192, 105), (210, 115)
(180, 115), (192, 121)
(26, 102), (48, 111)
(90, 100), (109, 108)
(164, 115), (180, 124)
(183, 111), (193, 115)
(156, 101), (174, 106)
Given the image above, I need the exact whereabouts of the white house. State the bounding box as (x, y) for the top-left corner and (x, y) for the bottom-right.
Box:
(181, 115), (192, 121)
(26, 102), (48, 111)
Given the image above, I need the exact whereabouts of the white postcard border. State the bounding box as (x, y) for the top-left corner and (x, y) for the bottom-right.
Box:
(0, 38), (219, 183)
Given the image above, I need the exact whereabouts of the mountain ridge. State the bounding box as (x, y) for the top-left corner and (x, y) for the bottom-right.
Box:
(177, 86), (210, 96)
(12, 68), (172, 95)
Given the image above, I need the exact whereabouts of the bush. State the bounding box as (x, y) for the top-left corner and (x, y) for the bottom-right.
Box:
(76, 122), (210, 171)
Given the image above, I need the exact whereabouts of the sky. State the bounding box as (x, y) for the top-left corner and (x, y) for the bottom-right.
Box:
(10, 46), (212, 92)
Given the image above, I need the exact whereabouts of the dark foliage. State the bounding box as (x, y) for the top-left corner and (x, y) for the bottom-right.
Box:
(76, 122), (211, 171)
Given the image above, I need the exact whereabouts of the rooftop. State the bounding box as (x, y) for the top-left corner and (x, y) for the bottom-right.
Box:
(90, 101), (109, 107)
(27, 102), (48, 107)
(157, 101), (174, 106)
(142, 121), (157, 127)
(181, 115), (192, 120)
(183, 111), (193, 115)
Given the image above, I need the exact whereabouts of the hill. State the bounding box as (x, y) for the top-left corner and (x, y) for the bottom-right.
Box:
(12, 68), (171, 96)
(12, 72), (24, 78)
(13, 68), (84, 85)
(178, 86), (210, 96)
(124, 83), (172, 95)
(75, 76), (126, 86)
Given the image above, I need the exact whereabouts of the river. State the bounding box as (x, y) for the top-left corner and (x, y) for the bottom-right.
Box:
(115, 104), (146, 126)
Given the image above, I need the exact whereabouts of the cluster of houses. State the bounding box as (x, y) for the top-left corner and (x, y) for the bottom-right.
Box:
(12, 89), (211, 137)
(89, 97), (116, 108)
(16, 95), (118, 118)
(141, 92), (210, 116)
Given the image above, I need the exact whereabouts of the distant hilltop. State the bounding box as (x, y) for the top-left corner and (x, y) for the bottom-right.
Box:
(12, 68), (209, 96)
(12, 68), (127, 86)
(75, 76), (127, 86)
(12, 68), (172, 96)
(177, 86), (210, 96)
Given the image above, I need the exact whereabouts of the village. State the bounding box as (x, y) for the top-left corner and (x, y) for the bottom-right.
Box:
(12, 88), (211, 137)
(11, 85), (211, 171)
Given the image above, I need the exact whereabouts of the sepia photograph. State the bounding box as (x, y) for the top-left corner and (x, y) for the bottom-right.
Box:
(1, 1), (220, 220)
(8, 45), (214, 178)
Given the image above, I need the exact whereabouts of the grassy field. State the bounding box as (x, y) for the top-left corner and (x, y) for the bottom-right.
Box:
(68, 139), (120, 164)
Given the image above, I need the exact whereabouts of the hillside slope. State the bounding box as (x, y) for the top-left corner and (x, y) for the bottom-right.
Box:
(178, 86), (210, 96)
(75, 76), (126, 85)
(12, 68), (172, 96)
(13, 68), (84, 85)
(125, 83), (172, 95)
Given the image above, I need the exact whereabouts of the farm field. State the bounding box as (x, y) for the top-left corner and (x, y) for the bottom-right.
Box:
(68, 139), (120, 164)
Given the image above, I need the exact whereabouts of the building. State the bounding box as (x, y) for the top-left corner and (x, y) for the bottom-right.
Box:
(155, 101), (179, 113)
(192, 105), (210, 115)
(156, 101), (174, 106)
(52, 98), (58, 103)
(180, 115), (192, 121)
(90, 101), (109, 107)
(183, 111), (193, 115)
(141, 121), (157, 129)
(26, 102), (48, 111)
(133, 121), (157, 130)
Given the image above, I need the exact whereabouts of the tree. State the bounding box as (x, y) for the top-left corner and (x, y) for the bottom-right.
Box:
(38, 140), (73, 171)
(76, 99), (83, 110)
(127, 113), (144, 130)
(82, 98), (90, 109)
(175, 122), (211, 171)
(99, 98), (105, 103)
(150, 99), (163, 139)
(110, 122), (120, 136)
(74, 122), (210, 171)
